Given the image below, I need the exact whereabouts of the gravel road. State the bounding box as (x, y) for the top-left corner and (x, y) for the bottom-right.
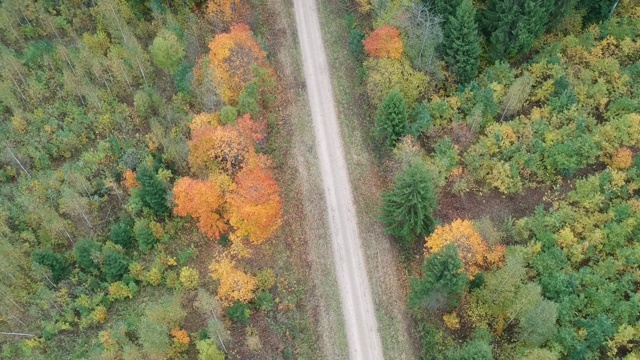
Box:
(293, 0), (385, 358)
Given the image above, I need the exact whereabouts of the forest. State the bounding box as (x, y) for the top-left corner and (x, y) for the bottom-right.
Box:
(0, 0), (316, 359)
(345, 0), (640, 358)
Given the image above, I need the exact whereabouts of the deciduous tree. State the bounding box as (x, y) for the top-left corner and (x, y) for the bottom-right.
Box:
(363, 25), (404, 60)
(188, 124), (254, 176)
(208, 23), (268, 105)
(227, 166), (282, 244)
(209, 257), (257, 305)
(173, 177), (228, 240)
(425, 219), (504, 278)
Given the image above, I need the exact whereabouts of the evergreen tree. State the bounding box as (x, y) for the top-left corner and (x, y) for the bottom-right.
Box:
(74, 239), (102, 272)
(409, 244), (468, 312)
(102, 249), (129, 283)
(32, 249), (71, 283)
(376, 90), (408, 148)
(444, 0), (482, 85)
(484, 0), (553, 59)
(136, 165), (169, 217)
(381, 161), (438, 248)
(578, 0), (618, 24)
(431, 0), (463, 20)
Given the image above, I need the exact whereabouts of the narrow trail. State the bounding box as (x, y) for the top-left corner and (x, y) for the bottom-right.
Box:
(293, 0), (385, 358)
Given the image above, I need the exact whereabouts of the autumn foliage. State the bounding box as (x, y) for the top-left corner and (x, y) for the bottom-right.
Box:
(188, 124), (254, 176)
(363, 26), (404, 60)
(424, 219), (505, 278)
(210, 256), (257, 305)
(608, 147), (634, 170)
(208, 23), (268, 104)
(122, 169), (140, 191)
(189, 112), (221, 131)
(173, 177), (227, 240)
(171, 328), (190, 345)
(227, 166), (282, 244)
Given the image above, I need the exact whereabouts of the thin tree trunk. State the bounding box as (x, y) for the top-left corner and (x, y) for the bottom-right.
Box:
(0, 332), (35, 337)
(5, 145), (31, 178)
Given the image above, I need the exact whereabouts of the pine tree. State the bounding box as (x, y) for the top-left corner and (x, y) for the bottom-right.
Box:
(409, 243), (468, 312)
(136, 165), (169, 217)
(381, 161), (438, 248)
(443, 0), (482, 85)
(376, 90), (408, 148)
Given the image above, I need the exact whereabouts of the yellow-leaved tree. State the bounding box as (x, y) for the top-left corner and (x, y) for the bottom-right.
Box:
(209, 256), (257, 305)
(424, 219), (505, 278)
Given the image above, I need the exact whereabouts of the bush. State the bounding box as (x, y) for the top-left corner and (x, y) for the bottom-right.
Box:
(102, 249), (129, 283)
(110, 218), (134, 248)
(220, 106), (238, 124)
(179, 266), (200, 290)
(256, 268), (276, 291)
(196, 339), (225, 360)
(74, 239), (102, 272)
(32, 249), (70, 283)
(226, 301), (251, 324)
(254, 291), (275, 312)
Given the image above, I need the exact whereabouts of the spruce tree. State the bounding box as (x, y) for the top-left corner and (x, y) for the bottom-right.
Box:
(432, 0), (463, 20)
(484, 0), (553, 59)
(376, 90), (408, 148)
(444, 0), (482, 85)
(381, 161), (438, 248)
(136, 165), (169, 217)
(409, 243), (468, 312)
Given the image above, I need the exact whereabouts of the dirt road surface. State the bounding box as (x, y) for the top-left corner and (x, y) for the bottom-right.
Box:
(293, 0), (385, 358)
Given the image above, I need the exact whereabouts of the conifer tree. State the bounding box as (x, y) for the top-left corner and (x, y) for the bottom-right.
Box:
(432, 0), (462, 20)
(381, 161), (438, 248)
(409, 243), (468, 312)
(376, 90), (408, 148)
(443, 0), (482, 85)
(136, 166), (169, 217)
(484, 0), (553, 59)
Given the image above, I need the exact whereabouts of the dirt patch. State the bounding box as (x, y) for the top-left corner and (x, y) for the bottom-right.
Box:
(436, 186), (550, 226)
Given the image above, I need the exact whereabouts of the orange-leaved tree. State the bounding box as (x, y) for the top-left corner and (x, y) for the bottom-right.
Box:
(227, 165), (282, 244)
(206, 0), (248, 24)
(363, 25), (404, 60)
(188, 124), (254, 176)
(237, 113), (266, 145)
(424, 219), (505, 278)
(208, 23), (268, 105)
(173, 177), (228, 240)
(209, 256), (257, 305)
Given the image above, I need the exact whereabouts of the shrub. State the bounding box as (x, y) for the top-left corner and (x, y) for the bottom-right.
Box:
(256, 268), (276, 291)
(179, 267), (200, 290)
(220, 106), (238, 124)
(108, 281), (133, 301)
(226, 301), (251, 324)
